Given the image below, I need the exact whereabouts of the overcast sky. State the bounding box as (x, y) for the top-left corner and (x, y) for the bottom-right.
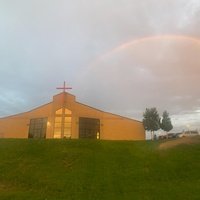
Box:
(0, 0), (200, 132)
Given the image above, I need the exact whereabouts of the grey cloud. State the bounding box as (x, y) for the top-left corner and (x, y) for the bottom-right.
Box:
(0, 0), (200, 131)
(78, 37), (200, 126)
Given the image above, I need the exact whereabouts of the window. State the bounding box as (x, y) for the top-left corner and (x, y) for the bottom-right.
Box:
(56, 109), (63, 115)
(79, 118), (100, 139)
(28, 118), (47, 138)
(65, 109), (72, 115)
(53, 108), (72, 139)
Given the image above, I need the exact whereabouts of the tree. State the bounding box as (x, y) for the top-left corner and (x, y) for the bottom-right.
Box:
(160, 111), (173, 133)
(142, 107), (160, 140)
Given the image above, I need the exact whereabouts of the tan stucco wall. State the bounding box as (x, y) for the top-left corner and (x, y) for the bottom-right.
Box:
(73, 102), (103, 139)
(101, 112), (145, 140)
(0, 92), (145, 140)
(71, 102), (145, 140)
(0, 103), (53, 138)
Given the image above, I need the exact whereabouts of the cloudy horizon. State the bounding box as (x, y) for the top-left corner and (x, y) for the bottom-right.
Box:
(0, 0), (200, 132)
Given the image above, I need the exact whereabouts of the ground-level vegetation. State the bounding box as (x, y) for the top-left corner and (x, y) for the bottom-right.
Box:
(0, 137), (200, 200)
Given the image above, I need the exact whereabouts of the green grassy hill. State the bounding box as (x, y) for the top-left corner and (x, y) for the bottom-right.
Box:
(0, 138), (200, 200)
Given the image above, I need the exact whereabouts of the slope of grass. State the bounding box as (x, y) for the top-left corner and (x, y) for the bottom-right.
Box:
(0, 139), (199, 200)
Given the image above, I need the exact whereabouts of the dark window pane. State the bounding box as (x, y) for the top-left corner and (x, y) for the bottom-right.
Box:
(28, 118), (47, 138)
(79, 117), (100, 139)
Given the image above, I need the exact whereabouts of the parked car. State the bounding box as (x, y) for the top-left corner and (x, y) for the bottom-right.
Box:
(178, 130), (199, 138)
(158, 135), (167, 140)
(167, 133), (177, 139)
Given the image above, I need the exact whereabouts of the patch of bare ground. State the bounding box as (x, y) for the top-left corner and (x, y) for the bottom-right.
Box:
(0, 182), (14, 191)
(159, 136), (200, 150)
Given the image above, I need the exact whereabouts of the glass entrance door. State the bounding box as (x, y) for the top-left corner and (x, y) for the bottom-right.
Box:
(53, 108), (72, 138)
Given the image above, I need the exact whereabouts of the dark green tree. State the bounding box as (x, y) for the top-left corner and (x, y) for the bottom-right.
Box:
(142, 107), (160, 140)
(160, 111), (173, 133)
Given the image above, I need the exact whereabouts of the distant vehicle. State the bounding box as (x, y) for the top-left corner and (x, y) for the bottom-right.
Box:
(158, 135), (166, 140)
(158, 133), (177, 140)
(178, 130), (199, 138)
(167, 133), (177, 139)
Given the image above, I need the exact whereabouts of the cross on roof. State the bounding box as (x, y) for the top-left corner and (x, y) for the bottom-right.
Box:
(56, 81), (72, 93)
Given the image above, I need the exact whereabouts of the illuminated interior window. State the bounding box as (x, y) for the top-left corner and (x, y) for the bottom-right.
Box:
(65, 109), (72, 115)
(97, 132), (100, 139)
(55, 108), (72, 115)
(64, 123), (70, 128)
(65, 117), (71, 123)
(54, 129), (62, 138)
(64, 116), (72, 138)
(64, 128), (71, 138)
(54, 123), (61, 128)
(56, 109), (63, 115)
(55, 117), (62, 123)
(54, 108), (72, 139)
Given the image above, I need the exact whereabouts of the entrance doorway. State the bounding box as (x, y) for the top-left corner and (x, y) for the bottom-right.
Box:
(79, 117), (100, 139)
(53, 108), (72, 138)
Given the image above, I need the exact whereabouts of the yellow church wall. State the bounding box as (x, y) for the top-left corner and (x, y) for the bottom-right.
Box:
(0, 103), (53, 138)
(52, 93), (76, 139)
(23, 103), (53, 138)
(0, 116), (29, 138)
(0, 92), (145, 140)
(51, 93), (104, 139)
(53, 93), (76, 112)
(75, 103), (103, 119)
(101, 112), (145, 140)
(73, 101), (145, 140)
(72, 102), (103, 139)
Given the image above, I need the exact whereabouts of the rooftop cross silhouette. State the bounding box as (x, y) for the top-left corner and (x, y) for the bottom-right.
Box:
(56, 81), (72, 93)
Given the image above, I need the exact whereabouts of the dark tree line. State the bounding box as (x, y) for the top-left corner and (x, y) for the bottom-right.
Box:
(142, 108), (173, 140)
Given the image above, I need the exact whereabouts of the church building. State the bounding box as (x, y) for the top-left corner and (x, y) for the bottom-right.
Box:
(0, 83), (145, 140)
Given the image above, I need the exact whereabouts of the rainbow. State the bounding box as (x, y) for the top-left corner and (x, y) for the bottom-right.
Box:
(96, 34), (200, 61)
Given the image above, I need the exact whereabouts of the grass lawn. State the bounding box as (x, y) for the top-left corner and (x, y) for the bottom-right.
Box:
(0, 138), (200, 200)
